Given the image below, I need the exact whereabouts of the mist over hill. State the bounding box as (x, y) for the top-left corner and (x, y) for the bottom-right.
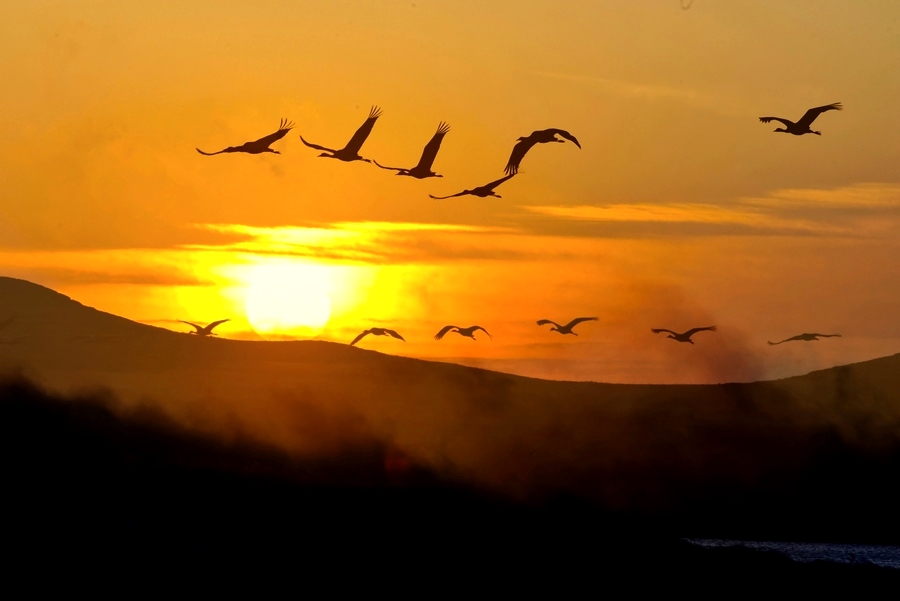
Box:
(2, 276), (900, 552)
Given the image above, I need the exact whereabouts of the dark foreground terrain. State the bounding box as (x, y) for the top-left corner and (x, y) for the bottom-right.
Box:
(2, 377), (897, 589)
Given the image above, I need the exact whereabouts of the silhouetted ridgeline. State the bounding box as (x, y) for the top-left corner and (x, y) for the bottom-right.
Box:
(1, 376), (898, 586)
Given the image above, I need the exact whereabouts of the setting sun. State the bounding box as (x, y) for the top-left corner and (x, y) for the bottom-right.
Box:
(244, 262), (331, 339)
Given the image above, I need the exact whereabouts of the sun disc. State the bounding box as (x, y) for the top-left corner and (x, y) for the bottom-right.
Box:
(245, 263), (331, 339)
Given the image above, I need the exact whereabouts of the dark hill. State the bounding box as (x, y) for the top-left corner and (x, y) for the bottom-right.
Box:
(2, 276), (900, 551)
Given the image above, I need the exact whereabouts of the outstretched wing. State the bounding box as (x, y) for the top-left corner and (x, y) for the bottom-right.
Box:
(342, 105), (382, 154)
(205, 319), (230, 333)
(434, 325), (458, 340)
(179, 320), (203, 333)
(537, 319), (562, 328)
(414, 122), (450, 171)
(482, 173), (516, 191)
(473, 326), (492, 340)
(350, 330), (371, 346)
(684, 326), (716, 337)
(251, 118), (295, 147)
(504, 138), (535, 175)
(372, 160), (405, 172)
(299, 136), (336, 153)
(797, 102), (842, 128)
(429, 191), (469, 200)
(384, 329), (406, 341)
(563, 316), (597, 330)
(549, 128), (581, 148)
(651, 328), (676, 336)
(758, 116), (794, 128)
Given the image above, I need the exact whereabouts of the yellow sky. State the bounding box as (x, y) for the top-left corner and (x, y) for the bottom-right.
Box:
(2, 1), (900, 383)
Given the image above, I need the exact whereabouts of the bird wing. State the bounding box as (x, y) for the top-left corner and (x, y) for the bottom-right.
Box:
(384, 329), (406, 341)
(797, 103), (842, 128)
(651, 328), (676, 335)
(758, 117), (794, 128)
(372, 160), (405, 172)
(342, 105), (382, 154)
(563, 316), (598, 330)
(482, 173), (516, 191)
(536, 319), (561, 328)
(429, 191), (469, 200)
(251, 118), (295, 147)
(434, 325), (458, 340)
(350, 330), (371, 346)
(473, 326), (492, 340)
(179, 320), (204, 333)
(504, 138), (535, 175)
(414, 122), (450, 171)
(684, 326), (717, 337)
(205, 319), (231, 333)
(809, 333), (842, 339)
(299, 136), (337, 153)
(548, 129), (581, 148)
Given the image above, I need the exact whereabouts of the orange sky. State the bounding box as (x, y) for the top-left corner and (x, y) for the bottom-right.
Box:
(2, 1), (900, 383)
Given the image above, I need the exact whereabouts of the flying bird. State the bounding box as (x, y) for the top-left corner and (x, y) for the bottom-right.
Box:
(196, 119), (294, 155)
(651, 326), (717, 344)
(373, 122), (450, 179)
(434, 325), (492, 341)
(180, 319), (230, 337)
(504, 129), (581, 175)
(768, 333), (842, 345)
(429, 173), (515, 200)
(537, 317), (598, 336)
(350, 327), (405, 346)
(759, 103), (842, 136)
(300, 106), (382, 163)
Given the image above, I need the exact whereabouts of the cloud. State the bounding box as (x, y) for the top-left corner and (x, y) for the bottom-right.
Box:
(520, 182), (900, 239)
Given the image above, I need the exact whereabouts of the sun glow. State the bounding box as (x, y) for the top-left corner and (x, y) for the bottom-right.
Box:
(244, 262), (331, 339)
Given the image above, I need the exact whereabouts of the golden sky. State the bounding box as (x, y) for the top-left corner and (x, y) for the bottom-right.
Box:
(2, 1), (900, 383)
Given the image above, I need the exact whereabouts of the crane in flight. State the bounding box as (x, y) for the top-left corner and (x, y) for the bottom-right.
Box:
(429, 173), (515, 200)
(196, 119), (294, 155)
(759, 102), (842, 136)
(651, 326), (716, 344)
(350, 327), (405, 346)
(300, 106), (382, 163)
(537, 317), (598, 336)
(504, 128), (581, 175)
(180, 319), (230, 337)
(768, 333), (841, 345)
(374, 122), (450, 179)
(434, 325), (492, 341)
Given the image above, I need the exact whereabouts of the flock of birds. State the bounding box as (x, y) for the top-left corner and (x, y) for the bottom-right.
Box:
(182, 101), (848, 350)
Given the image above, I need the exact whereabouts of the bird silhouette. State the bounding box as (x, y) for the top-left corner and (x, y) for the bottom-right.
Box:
(759, 103), (842, 136)
(434, 325), (492, 341)
(768, 333), (842, 345)
(196, 119), (294, 155)
(350, 327), (405, 346)
(373, 122), (450, 179)
(651, 326), (716, 344)
(180, 319), (230, 336)
(537, 317), (598, 336)
(300, 106), (382, 163)
(504, 129), (581, 175)
(429, 173), (515, 200)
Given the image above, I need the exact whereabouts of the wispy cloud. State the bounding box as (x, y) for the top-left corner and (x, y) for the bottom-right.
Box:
(521, 183), (900, 238)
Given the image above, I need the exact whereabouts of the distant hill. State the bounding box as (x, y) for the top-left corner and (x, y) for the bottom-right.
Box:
(2, 276), (900, 545)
